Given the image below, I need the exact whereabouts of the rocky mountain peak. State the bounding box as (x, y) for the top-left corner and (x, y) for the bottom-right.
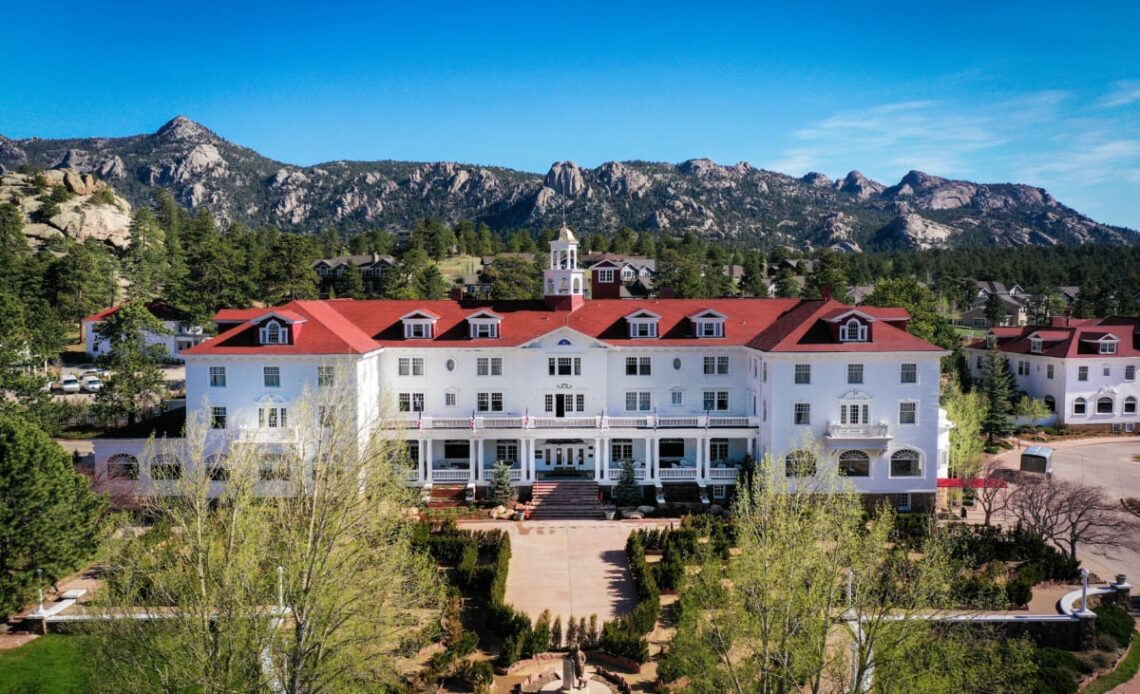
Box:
(836, 170), (886, 200)
(801, 172), (832, 187)
(155, 115), (216, 143)
(544, 161), (587, 197)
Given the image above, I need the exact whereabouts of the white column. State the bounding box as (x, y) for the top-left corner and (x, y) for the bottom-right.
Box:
(600, 439), (608, 481)
(419, 438), (426, 482)
(593, 437), (602, 481)
(526, 439), (535, 481)
(469, 440), (478, 483)
(425, 439), (434, 483)
(477, 439), (485, 482)
(703, 437), (711, 480)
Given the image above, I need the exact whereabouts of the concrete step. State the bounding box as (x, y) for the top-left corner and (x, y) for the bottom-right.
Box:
(528, 481), (605, 520)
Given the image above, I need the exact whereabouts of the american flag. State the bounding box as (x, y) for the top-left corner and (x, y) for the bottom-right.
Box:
(705, 410), (711, 430)
(470, 411), (477, 431)
(417, 410), (423, 432)
(523, 408), (529, 429)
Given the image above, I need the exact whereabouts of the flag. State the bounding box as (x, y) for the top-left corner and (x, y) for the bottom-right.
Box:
(705, 410), (711, 430)
(653, 407), (658, 431)
(417, 410), (423, 432)
(523, 408), (529, 429)
(470, 411), (477, 431)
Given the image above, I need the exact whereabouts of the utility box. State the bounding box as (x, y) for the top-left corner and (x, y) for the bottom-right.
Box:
(1020, 446), (1054, 476)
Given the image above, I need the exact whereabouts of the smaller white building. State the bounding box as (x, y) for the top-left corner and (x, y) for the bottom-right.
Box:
(82, 300), (207, 362)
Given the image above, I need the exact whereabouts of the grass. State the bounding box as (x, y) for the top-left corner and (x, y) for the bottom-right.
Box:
(436, 255), (482, 282)
(1084, 631), (1140, 694)
(0, 635), (93, 693)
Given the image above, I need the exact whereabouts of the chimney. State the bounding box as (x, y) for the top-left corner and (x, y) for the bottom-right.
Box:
(821, 285), (832, 300)
(449, 286), (463, 301)
(372, 252), (379, 263)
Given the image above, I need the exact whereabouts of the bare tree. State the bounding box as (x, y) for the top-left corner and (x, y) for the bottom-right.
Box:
(973, 458), (1011, 526)
(1008, 477), (1140, 560)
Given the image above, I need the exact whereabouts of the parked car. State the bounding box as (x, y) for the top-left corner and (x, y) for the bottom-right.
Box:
(82, 367), (110, 378)
(59, 375), (81, 393)
(81, 375), (103, 393)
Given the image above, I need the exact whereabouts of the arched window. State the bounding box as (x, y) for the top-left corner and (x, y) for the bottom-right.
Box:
(838, 450), (870, 477)
(150, 454), (182, 481)
(1096, 397), (1114, 415)
(1073, 398), (1086, 415)
(1125, 396), (1137, 415)
(889, 450), (921, 477)
(1043, 395), (1056, 413)
(785, 449), (817, 477)
(839, 318), (867, 342)
(107, 453), (139, 480)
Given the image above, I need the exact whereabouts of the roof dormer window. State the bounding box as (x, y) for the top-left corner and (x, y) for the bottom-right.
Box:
(839, 317), (867, 342)
(467, 310), (502, 340)
(626, 310), (660, 339)
(690, 310), (726, 339)
(260, 320), (288, 345)
(400, 310), (439, 340)
(1030, 337), (1043, 354)
(1100, 340), (1118, 355)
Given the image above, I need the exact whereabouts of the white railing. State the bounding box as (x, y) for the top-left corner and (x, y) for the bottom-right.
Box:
(382, 414), (759, 431)
(431, 469), (471, 483)
(403, 468), (419, 482)
(606, 416), (651, 428)
(709, 416), (752, 427)
(509, 468), (522, 481)
(658, 467), (698, 481)
(608, 464), (646, 480)
(432, 418), (472, 429)
(708, 467), (740, 481)
(657, 416), (701, 428)
(481, 417), (524, 428)
(237, 425), (297, 442)
(827, 422), (891, 438)
(532, 416), (598, 429)
(482, 466), (523, 481)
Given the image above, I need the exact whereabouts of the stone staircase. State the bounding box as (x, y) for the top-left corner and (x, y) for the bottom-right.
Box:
(529, 481), (606, 520)
(427, 484), (468, 508)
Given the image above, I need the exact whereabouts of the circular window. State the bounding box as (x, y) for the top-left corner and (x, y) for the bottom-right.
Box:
(446, 359), (455, 372)
(673, 357), (682, 371)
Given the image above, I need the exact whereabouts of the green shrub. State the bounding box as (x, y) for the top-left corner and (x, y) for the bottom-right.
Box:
(655, 546), (685, 591)
(1005, 577), (1032, 607)
(450, 631), (478, 659)
(1094, 602), (1136, 644)
(92, 188), (117, 206)
(456, 659), (495, 690)
(1030, 648), (1081, 694)
(48, 184), (72, 203)
(600, 619), (649, 663)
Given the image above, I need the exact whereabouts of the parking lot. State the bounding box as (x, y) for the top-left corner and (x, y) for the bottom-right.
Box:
(48, 363), (185, 403)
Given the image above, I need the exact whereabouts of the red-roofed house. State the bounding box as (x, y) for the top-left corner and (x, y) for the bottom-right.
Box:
(93, 230), (952, 513)
(82, 300), (207, 362)
(965, 316), (1140, 431)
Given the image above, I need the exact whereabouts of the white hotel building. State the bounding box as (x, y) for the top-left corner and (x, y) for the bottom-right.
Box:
(93, 229), (952, 511)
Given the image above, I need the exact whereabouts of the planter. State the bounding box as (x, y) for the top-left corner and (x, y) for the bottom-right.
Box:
(604, 509), (616, 520)
(514, 510), (525, 521)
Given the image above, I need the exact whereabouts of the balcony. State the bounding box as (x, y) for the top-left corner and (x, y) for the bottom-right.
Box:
(381, 414), (759, 431)
(825, 421), (892, 449)
(708, 467), (740, 481)
(658, 467), (698, 482)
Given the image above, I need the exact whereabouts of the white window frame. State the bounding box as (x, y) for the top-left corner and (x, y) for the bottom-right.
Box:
(444, 391), (457, 407)
(628, 319), (658, 339)
(1047, 364), (1054, 380)
(549, 357), (581, 376)
(1095, 397), (1114, 415)
(477, 392), (504, 413)
(793, 402), (811, 426)
(794, 364), (811, 385)
(670, 390), (683, 406)
(398, 393), (425, 413)
(598, 268), (615, 283)
(209, 366), (226, 387)
(888, 449), (922, 478)
(839, 318), (868, 342)
(695, 320), (725, 338)
(898, 401), (917, 425)
(1030, 338), (1042, 354)
(263, 366), (281, 388)
(1073, 398), (1087, 416)
(210, 406), (227, 429)
(1124, 396), (1137, 415)
(625, 391), (651, 412)
(1125, 365), (1136, 381)
(1100, 340), (1118, 355)
(900, 363), (917, 384)
(317, 365), (334, 387)
(1078, 366), (1088, 381)
(260, 320), (287, 345)
(847, 363), (864, 384)
(703, 391), (729, 412)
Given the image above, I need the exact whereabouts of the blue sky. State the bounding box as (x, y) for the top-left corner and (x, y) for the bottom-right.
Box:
(2, 1), (1138, 229)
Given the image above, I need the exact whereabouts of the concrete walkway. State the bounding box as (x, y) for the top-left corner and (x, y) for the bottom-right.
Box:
(461, 520), (664, 626)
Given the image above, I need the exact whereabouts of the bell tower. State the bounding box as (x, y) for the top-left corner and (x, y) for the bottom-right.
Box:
(544, 226), (585, 311)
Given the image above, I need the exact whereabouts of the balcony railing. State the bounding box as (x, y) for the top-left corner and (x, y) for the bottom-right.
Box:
(826, 422), (891, 438)
(431, 469), (471, 483)
(708, 467), (740, 481)
(658, 467), (698, 481)
(381, 415), (759, 431)
(608, 464), (646, 480)
(481, 466), (523, 481)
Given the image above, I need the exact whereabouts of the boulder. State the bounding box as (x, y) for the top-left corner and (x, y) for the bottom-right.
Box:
(636, 505), (656, 516)
(622, 510), (644, 520)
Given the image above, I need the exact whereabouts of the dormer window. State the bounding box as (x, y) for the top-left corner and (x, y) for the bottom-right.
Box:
(260, 320), (288, 345)
(467, 311), (502, 339)
(690, 310), (726, 339)
(839, 318), (867, 342)
(1100, 338), (1119, 355)
(400, 310), (439, 340)
(626, 310), (660, 339)
(1030, 337), (1043, 354)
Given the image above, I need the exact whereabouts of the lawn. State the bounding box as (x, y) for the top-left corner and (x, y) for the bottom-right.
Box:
(0, 635), (93, 693)
(436, 255), (482, 282)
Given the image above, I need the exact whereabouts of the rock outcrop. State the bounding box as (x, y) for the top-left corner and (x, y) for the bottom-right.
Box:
(0, 169), (132, 249)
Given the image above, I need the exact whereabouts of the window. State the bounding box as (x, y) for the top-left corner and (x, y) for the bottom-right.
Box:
(1078, 366), (1088, 381)
(1017, 361), (1028, 376)
(598, 268), (615, 283)
(1125, 396), (1137, 415)
(477, 392), (504, 412)
(496, 441), (519, 463)
(839, 318), (867, 342)
(404, 322), (432, 339)
(150, 455), (182, 481)
(625, 391), (651, 411)
(107, 454), (139, 480)
(847, 364), (864, 384)
(626, 357), (651, 375)
(712, 485), (727, 500)
(263, 366), (281, 388)
(629, 321), (657, 338)
(1030, 338), (1042, 354)
(258, 406), (288, 428)
(838, 450), (870, 477)
(1044, 395), (1056, 413)
(703, 356), (729, 375)
(985, 334), (996, 348)
(785, 449), (817, 477)
(1103, 366), (1111, 377)
(398, 393), (424, 412)
(260, 320), (287, 344)
(696, 320), (725, 338)
(1100, 341), (1118, 355)
(259, 454), (291, 481)
(673, 357), (682, 371)
(445, 392), (457, 407)
(890, 450), (921, 477)
(762, 362), (768, 382)
(611, 439), (633, 461)
(900, 363), (917, 384)
(470, 322), (499, 339)
(477, 357), (503, 376)
(1047, 364), (1054, 380)
(206, 455), (229, 481)
(210, 406), (227, 429)
(794, 364), (811, 385)
(894, 493), (912, 512)
(549, 357), (581, 376)
(209, 366), (226, 387)
(704, 391), (729, 411)
(1096, 397), (1113, 415)
(840, 402), (869, 425)
(899, 402), (917, 425)
(317, 406), (333, 427)
(1126, 365), (1136, 381)
(710, 439), (729, 461)
(1073, 397), (1086, 415)
(443, 440), (469, 459)
(317, 366), (334, 387)
(398, 357), (425, 376)
(671, 390), (683, 406)
(794, 403), (811, 425)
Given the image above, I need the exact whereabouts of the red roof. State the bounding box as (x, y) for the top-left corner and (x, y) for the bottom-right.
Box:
(184, 297), (945, 357)
(966, 316), (1140, 359)
(83, 300), (189, 324)
(214, 308), (269, 323)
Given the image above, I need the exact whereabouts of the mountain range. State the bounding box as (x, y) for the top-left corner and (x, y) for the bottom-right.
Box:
(1, 116), (1135, 251)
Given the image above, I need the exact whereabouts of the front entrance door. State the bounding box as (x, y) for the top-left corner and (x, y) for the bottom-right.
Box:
(541, 441), (590, 474)
(555, 394), (567, 418)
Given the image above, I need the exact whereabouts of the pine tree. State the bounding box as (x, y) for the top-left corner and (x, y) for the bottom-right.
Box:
(123, 208), (168, 299)
(615, 459), (642, 507)
(415, 264), (450, 299)
(92, 303), (169, 426)
(489, 461), (516, 507)
(0, 412), (106, 616)
(981, 349), (1015, 445)
(984, 292), (1006, 326)
(342, 266), (366, 299)
(774, 267), (800, 298)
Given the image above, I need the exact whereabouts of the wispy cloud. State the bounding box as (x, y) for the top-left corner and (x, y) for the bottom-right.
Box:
(1098, 80), (1140, 108)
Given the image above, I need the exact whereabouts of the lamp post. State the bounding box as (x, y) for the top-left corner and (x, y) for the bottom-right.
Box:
(36, 568), (44, 615)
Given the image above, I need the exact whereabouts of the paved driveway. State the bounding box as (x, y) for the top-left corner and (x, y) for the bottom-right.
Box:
(461, 520), (649, 625)
(996, 438), (1140, 583)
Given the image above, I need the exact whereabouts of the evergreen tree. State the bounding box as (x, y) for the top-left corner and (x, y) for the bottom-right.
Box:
(0, 412), (106, 617)
(123, 208), (168, 299)
(980, 349), (1016, 445)
(614, 460), (642, 507)
(739, 251), (767, 297)
(489, 461), (517, 507)
(983, 292), (1006, 326)
(0, 290), (63, 433)
(0, 202), (28, 270)
(656, 250), (706, 298)
(774, 267), (800, 298)
(415, 264), (450, 299)
(264, 233), (320, 302)
(47, 240), (117, 321)
(341, 266), (366, 299)
(318, 225), (343, 258)
(92, 303), (169, 426)
(485, 254), (540, 299)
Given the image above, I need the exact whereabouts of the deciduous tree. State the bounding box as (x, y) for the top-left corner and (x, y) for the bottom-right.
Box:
(92, 303), (169, 427)
(1008, 477), (1140, 560)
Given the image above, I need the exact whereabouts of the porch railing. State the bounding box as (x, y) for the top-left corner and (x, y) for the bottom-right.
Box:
(708, 467), (739, 481)
(431, 469), (471, 483)
(826, 422), (890, 438)
(381, 414), (760, 431)
(658, 467), (698, 481)
(608, 464), (646, 480)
